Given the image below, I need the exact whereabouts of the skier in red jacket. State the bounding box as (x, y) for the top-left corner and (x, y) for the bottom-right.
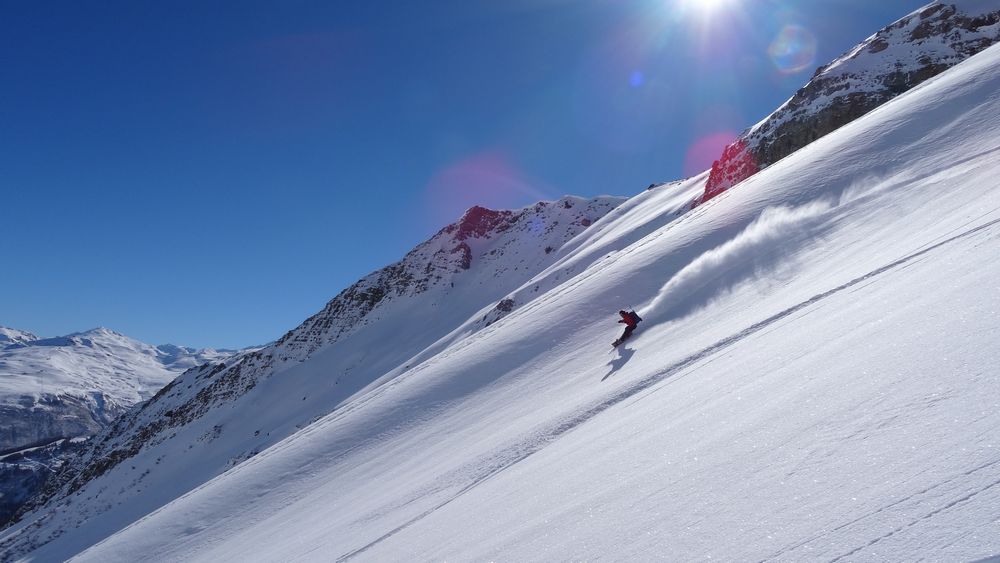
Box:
(613, 309), (642, 347)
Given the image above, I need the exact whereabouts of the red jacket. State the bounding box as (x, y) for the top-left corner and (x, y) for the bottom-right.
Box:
(619, 311), (639, 327)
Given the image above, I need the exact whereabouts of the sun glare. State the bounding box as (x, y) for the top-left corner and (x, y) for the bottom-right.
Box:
(668, 0), (740, 27)
(687, 0), (734, 15)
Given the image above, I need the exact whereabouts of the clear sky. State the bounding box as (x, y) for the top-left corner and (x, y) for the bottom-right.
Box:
(1, 0), (932, 348)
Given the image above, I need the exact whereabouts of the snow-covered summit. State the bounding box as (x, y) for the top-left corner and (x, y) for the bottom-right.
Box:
(0, 328), (38, 349)
(702, 0), (1000, 200)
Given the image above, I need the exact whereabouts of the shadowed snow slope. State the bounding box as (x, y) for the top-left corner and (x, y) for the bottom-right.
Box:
(6, 42), (1000, 563)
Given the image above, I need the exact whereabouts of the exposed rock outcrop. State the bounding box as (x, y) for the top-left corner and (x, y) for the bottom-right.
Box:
(701, 1), (1000, 203)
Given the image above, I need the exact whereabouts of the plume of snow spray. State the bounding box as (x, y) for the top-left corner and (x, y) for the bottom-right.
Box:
(644, 200), (834, 321)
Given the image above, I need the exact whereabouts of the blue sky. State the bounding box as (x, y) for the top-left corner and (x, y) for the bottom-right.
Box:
(1, 0), (931, 348)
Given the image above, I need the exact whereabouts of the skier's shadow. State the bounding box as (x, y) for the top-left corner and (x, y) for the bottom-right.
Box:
(602, 345), (635, 381)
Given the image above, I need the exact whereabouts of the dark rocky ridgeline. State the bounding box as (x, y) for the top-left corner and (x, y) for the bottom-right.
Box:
(274, 199), (617, 359)
(700, 1), (1000, 204)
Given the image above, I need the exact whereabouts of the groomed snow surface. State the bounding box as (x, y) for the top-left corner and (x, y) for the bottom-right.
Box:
(9, 42), (1000, 563)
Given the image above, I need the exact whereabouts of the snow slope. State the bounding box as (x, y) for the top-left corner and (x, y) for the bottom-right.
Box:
(6, 38), (1000, 563)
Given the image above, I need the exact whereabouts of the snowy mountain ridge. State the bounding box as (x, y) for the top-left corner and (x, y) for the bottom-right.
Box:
(0, 329), (38, 350)
(0, 326), (240, 444)
(0, 195), (623, 555)
(702, 0), (1000, 201)
(276, 196), (622, 360)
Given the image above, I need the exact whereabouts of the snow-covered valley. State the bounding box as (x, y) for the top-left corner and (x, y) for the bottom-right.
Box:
(4, 4), (1000, 562)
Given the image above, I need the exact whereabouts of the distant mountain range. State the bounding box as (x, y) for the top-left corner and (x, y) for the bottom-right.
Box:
(0, 326), (247, 525)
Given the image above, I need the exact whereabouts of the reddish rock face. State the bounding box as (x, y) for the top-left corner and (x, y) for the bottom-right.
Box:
(702, 139), (759, 204)
(447, 206), (516, 241)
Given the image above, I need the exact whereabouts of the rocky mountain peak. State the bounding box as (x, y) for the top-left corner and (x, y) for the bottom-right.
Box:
(448, 206), (516, 241)
(277, 196), (623, 359)
(700, 1), (1000, 203)
(0, 328), (38, 349)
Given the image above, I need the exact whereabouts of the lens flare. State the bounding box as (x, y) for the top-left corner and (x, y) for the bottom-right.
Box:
(424, 150), (550, 228)
(698, 0), (734, 13)
(683, 131), (738, 177)
(677, 0), (737, 16)
(768, 25), (818, 74)
(572, 29), (676, 152)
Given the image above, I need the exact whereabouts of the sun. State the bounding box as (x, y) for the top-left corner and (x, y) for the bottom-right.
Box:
(702, 0), (737, 12)
(665, 0), (743, 31)
(679, 0), (737, 17)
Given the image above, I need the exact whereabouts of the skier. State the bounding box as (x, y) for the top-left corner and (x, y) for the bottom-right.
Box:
(612, 309), (642, 347)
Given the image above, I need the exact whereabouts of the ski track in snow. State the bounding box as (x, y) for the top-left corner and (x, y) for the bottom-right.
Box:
(763, 456), (1000, 561)
(339, 212), (1000, 561)
(828, 459), (1000, 562)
